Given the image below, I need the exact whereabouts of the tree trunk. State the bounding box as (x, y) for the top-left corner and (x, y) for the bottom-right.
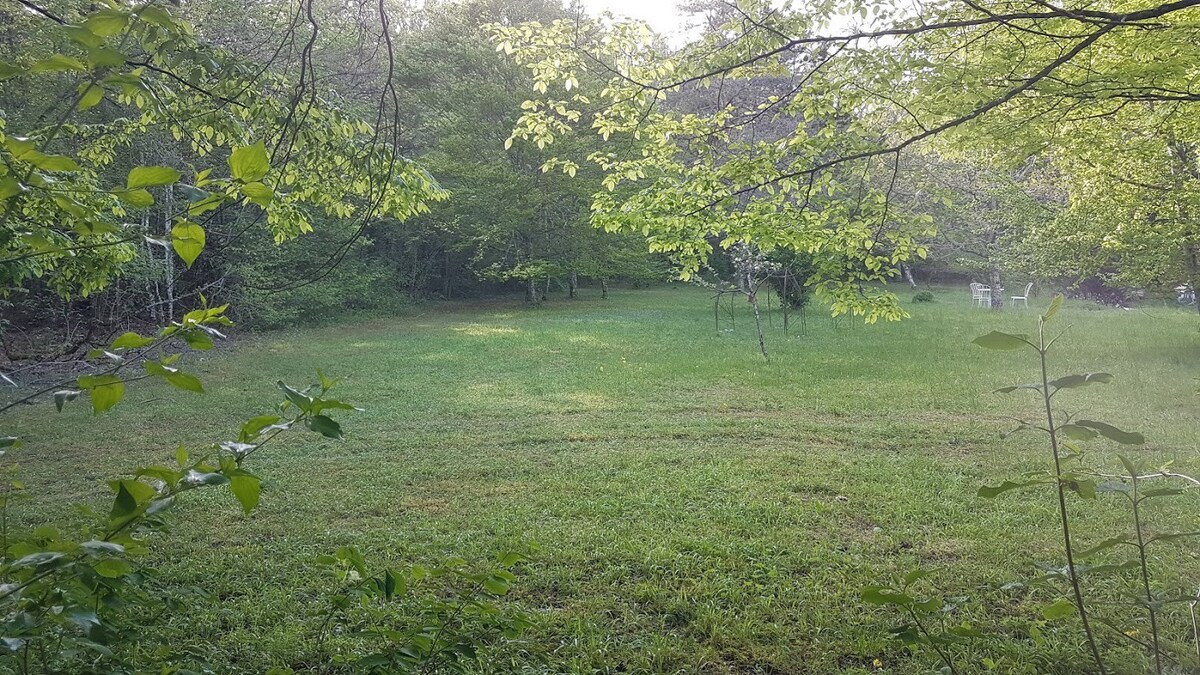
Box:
(164, 185), (175, 322)
(443, 250), (451, 299)
(569, 271), (577, 299)
(542, 275), (550, 301)
(901, 262), (917, 288)
(1187, 243), (1200, 315)
(144, 211), (159, 324)
(748, 292), (768, 360)
(601, 278), (608, 299)
(526, 277), (537, 304)
(989, 265), (1003, 310)
(782, 269), (790, 333)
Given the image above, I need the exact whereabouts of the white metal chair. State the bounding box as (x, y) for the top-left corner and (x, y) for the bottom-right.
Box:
(971, 282), (991, 308)
(1010, 282), (1033, 308)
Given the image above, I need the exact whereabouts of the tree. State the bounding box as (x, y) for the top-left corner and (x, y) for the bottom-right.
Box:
(488, 0), (1198, 317)
(0, 1), (447, 669)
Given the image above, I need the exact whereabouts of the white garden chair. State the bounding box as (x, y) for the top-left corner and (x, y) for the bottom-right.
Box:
(971, 282), (991, 307)
(1010, 282), (1033, 308)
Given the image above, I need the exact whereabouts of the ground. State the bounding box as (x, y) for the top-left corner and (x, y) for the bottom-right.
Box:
(5, 285), (1200, 673)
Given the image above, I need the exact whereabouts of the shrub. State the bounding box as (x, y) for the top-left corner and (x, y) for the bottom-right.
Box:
(913, 291), (935, 303)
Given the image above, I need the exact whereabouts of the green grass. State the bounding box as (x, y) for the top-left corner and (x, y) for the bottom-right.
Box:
(6, 285), (1200, 673)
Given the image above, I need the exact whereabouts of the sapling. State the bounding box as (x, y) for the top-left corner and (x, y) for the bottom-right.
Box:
(974, 295), (1200, 672)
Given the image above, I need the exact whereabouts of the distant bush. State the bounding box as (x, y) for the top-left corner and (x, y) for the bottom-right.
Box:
(766, 249), (818, 309)
(229, 228), (403, 329)
(913, 291), (935, 303)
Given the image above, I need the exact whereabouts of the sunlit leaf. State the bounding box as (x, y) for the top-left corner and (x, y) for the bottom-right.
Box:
(77, 83), (104, 110)
(1041, 599), (1075, 620)
(171, 221), (205, 267)
(229, 142), (270, 182)
(127, 165), (182, 189)
(111, 332), (154, 349)
(1042, 295), (1063, 322)
(84, 9), (129, 37)
(240, 181), (274, 207)
(229, 472), (261, 514)
(77, 373), (125, 414)
(31, 54), (87, 73)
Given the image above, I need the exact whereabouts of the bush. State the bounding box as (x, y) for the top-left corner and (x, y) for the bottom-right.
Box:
(228, 228), (402, 329)
(913, 291), (935, 303)
(765, 249), (818, 309)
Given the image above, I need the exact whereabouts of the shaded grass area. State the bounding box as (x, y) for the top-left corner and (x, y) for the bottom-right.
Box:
(7, 285), (1200, 673)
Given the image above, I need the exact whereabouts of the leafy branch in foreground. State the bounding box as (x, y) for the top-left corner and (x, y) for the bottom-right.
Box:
(0, 373), (356, 671)
(862, 568), (981, 673)
(315, 546), (536, 673)
(974, 295), (1200, 673)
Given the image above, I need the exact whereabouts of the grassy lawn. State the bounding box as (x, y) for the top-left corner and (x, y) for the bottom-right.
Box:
(7, 285), (1200, 673)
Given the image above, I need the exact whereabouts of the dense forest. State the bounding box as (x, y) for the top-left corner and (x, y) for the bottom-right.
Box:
(1, 0), (667, 359)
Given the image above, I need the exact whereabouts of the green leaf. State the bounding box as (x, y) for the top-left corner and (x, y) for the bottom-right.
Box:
(1042, 295), (1063, 322)
(86, 46), (125, 69)
(482, 573), (511, 595)
(229, 142), (270, 182)
(0, 60), (24, 80)
(229, 473), (261, 514)
(382, 568), (398, 599)
(31, 54), (87, 73)
(64, 25), (103, 47)
(903, 568), (934, 587)
(277, 381), (312, 410)
(92, 558), (132, 578)
(24, 151), (80, 173)
(972, 331), (1032, 351)
(1041, 599), (1076, 620)
(137, 5), (178, 30)
(78, 83), (104, 110)
(171, 220), (205, 267)
(143, 361), (204, 393)
(310, 397), (362, 415)
(861, 587), (913, 606)
(84, 9), (129, 37)
(240, 181), (274, 207)
(240, 415), (283, 442)
(109, 480), (151, 519)
(127, 166), (181, 189)
(1077, 420), (1145, 445)
(187, 193), (222, 217)
(1067, 478), (1097, 499)
(117, 188), (154, 208)
(977, 480), (1043, 498)
(1078, 537), (1132, 558)
(306, 414), (343, 439)
(182, 330), (214, 351)
(111, 332), (154, 349)
(0, 177), (23, 200)
(77, 373), (125, 414)
(1118, 454), (1139, 476)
